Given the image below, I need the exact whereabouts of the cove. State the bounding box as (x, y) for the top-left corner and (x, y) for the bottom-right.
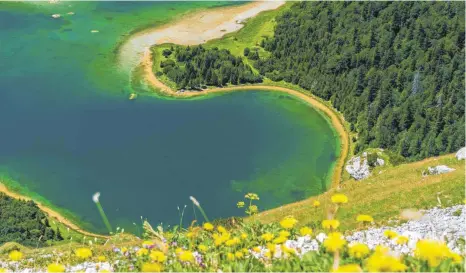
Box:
(0, 2), (339, 233)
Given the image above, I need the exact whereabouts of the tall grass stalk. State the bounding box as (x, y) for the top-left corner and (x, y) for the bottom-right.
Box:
(190, 196), (209, 222)
(92, 192), (113, 234)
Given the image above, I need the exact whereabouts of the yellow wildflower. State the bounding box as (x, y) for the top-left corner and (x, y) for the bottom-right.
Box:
(234, 251), (244, 259)
(281, 244), (296, 255)
(99, 270), (110, 273)
(121, 247), (128, 253)
(198, 244), (208, 252)
(241, 233), (248, 239)
(279, 230), (291, 238)
(366, 251), (407, 272)
(136, 248), (149, 257)
(226, 252), (235, 261)
(246, 205), (259, 214)
(395, 236), (409, 245)
(75, 248), (92, 259)
(8, 250), (23, 261)
(141, 262), (162, 272)
(97, 255), (106, 262)
(273, 236), (287, 244)
(313, 200), (321, 207)
(299, 226), (313, 236)
(241, 248), (249, 254)
(383, 230), (398, 239)
(323, 232), (346, 252)
(322, 219), (340, 230)
(450, 252), (463, 264)
(333, 264), (362, 272)
(178, 251), (194, 263)
(186, 232), (195, 238)
(252, 246), (261, 253)
(236, 201), (245, 208)
(47, 263), (65, 273)
(356, 214), (374, 223)
(0, 269), (6, 273)
(217, 226), (227, 233)
(203, 222), (214, 231)
(414, 239), (452, 267)
(142, 240), (154, 247)
(245, 193), (259, 200)
(150, 251), (166, 263)
(331, 193), (348, 204)
(348, 243), (370, 258)
(261, 232), (274, 242)
(225, 237), (240, 246)
(280, 216), (298, 229)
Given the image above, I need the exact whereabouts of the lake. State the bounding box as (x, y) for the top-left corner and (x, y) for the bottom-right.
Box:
(0, 1), (339, 233)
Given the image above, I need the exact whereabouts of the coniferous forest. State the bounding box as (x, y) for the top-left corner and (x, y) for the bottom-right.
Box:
(160, 46), (263, 90)
(256, 1), (465, 160)
(0, 193), (62, 247)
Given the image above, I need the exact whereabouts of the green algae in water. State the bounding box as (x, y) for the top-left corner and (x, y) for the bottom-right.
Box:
(0, 2), (339, 234)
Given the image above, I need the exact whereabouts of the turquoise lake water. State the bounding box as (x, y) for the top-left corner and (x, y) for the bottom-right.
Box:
(0, 2), (339, 233)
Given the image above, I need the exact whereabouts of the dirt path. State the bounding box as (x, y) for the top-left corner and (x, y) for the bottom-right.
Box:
(0, 183), (110, 239)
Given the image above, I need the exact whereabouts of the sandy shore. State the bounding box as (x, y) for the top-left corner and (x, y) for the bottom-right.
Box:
(0, 183), (109, 239)
(118, 1), (285, 70)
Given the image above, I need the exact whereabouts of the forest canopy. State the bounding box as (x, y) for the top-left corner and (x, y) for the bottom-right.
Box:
(159, 45), (263, 90)
(256, 1), (465, 160)
(0, 193), (63, 247)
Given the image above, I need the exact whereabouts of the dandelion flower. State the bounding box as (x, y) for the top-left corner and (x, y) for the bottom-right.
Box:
(395, 236), (409, 245)
(75, 248), (92, 259)
(333, 264), (362, 272)
(331, 193), (348, 204)
(136, 248), (149, 257)
(280, 216), (298, 229)
(281, 244), (296, 255)
(313, 200), (321, 207)
(198, 244), (208, 252)
(261, 232), (274, 242)
(414, 239), (452, 267)
(273, 236), (287, 244)
(450, 252), (463, 264)
(150, 251), (166, 263)
(234, 251), (244, 259)
(322, 219), (340, 230)
(299, 226), (313, 236)
(240, 233), (248, 239)
(348, 243), (370, 258)
(142, 240), (154, 247)
(279, 230), (291, 238)
(383, 230), (398, 239)
(236, 201), (245, 208)
(141, 262), (162, 272)
(217, 226), (227, 233)
(47, 263), (65, 273)
(252, 246), (261, 253)
(97, 255), (106, 262)
(178, 251), (194, 262)
(226, 252), (235, 261)
(356, 214), (374, 223)
(366, 251), (407, 272)
(323, 232), (346, 252)
(203, 222), (214, 231)
(0, 268), (6, 273)
(8, 250), (23, 261)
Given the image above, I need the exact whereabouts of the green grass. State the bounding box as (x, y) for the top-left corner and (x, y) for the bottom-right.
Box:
(253, 153), (465, 232)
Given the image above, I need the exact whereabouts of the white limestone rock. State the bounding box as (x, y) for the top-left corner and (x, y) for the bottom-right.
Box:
(455, 147), (466, 160)
(345, 156), (370, 180)
(427, 165), (455, 175)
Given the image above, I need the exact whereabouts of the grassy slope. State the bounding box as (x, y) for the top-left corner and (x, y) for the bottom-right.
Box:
(253, 153), (465, 232)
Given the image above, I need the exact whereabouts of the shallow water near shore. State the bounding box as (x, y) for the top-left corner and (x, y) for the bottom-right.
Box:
(0, 2), (338, 233)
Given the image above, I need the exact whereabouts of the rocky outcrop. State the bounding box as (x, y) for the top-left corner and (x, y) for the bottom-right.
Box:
(345, 151), (385, 180)
(455, 147), (466, 160)
(427, 165), (455, 175)
(345, 156), (370, 180)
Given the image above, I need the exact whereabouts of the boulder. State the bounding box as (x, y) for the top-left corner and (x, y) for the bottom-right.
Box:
(427, 165), (455, 175)
(345, 156), (370, 180)
(455, 147), (466, 160)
